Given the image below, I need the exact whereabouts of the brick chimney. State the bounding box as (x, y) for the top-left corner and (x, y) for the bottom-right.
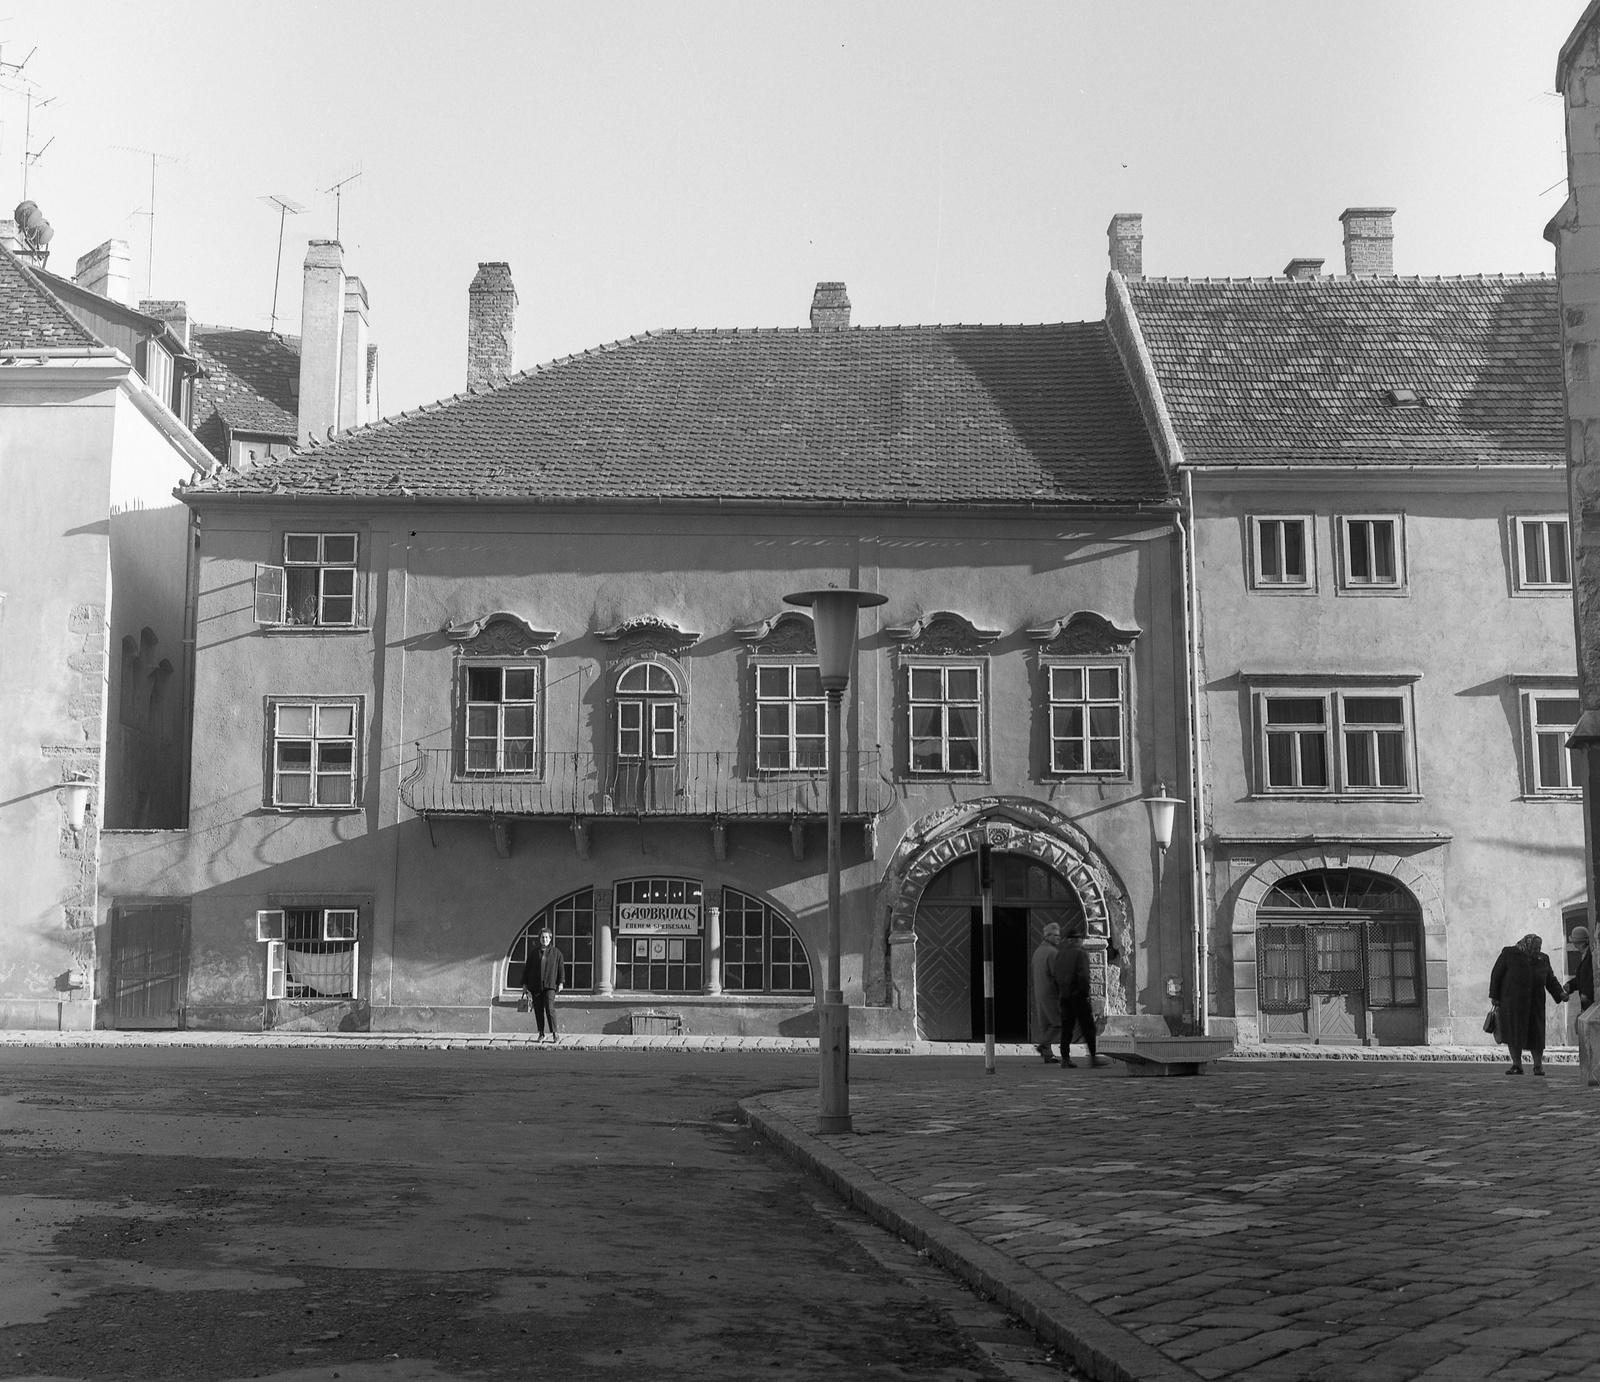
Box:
(1108, 213), (1143, 277)
(0, 220), (22, 256)
(74, 239), (133, 306)
(140, 299), (189, 348)
(1283, 258), (1325, 281)
(340, 276), (372, 429)
(468, 262), (516, 388)
(297, 240), (346, 445)
(810, 282), (850, 330)
(1340, 208), (1395, 275)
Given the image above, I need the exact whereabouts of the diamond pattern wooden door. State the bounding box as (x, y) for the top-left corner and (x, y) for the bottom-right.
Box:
(915, 903), (973, 1040)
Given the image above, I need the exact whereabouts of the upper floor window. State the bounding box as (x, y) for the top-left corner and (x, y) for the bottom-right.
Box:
(463, 664), (539, 774)
(255, 534), (359, 628)
(908, 663), (983, 775)
(1338, 515), (1403, 591)
(270, 699), (358, 808)
(615, 662), (680, 760)
(1250, 516), (1312, 590)
(1047, 664), (1125, 775)
(1515, 517), (1572, 591)
(1257, 685), (1415, 796)
(756, 664), (825, 771)
(1525, 691), (1581, 796)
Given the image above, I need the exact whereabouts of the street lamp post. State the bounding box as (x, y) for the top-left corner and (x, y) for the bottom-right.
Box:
(784, 585), (887, 1135)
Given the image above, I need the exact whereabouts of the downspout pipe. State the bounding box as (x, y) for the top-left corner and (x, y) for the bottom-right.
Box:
(1181, 468), (1208, 1035)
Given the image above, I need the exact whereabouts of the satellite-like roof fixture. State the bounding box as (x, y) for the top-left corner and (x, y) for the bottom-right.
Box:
(12, 200), (53, 266)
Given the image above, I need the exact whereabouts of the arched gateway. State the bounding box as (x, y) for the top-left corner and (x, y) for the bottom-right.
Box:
(880, 798), (1133, 1041)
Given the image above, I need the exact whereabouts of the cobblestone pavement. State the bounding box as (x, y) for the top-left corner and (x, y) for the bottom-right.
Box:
(751, 1059), (1600, 1382)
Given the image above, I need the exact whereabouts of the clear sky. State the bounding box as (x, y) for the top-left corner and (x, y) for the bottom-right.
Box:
(0, 1), (1577, 415)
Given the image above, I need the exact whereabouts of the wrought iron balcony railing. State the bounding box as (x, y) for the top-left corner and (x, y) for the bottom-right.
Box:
(400, 749), (888, 820)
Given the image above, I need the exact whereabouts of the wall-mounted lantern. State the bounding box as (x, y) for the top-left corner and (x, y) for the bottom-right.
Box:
(63, 772), (95, 838)
(1145, 781), (1183, 854)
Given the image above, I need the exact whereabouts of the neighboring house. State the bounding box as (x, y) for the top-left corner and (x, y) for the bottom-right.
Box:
(1107, 209), (1582, 1047)
(99, 275), (1197, 1039)
(0, 233), (214, 1029)
(188, 324), (301, 470)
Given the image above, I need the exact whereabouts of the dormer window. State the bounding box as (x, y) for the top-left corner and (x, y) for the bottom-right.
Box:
(1382, 388), (1424, 408)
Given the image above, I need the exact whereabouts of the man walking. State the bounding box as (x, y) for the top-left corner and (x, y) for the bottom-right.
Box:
(1565, 926), (1594, 1014)
(522, 926), (565, 1043)
(1030, 922), (1062, 1063)
(1052, 919), (1108, 1068)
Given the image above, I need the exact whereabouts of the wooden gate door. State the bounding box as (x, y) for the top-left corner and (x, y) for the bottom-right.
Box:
(1308, 924), (1365, 1044)
(915, 903), (973, 1040)
(109, 905), (187, 1029)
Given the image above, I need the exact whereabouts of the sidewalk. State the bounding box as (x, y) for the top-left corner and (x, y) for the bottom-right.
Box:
(742, 1060), (1600, 1382)
(0, 1027), (1577, 1061)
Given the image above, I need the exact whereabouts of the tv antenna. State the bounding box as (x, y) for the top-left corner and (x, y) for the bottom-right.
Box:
(0, 47), (56, 200)
(259, 194), (305, 334)
(113, 143), (180, 297)
(321, 164), (362, 242)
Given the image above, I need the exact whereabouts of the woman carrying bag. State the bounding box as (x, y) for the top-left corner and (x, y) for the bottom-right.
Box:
(1488, 933), (1565, 1077)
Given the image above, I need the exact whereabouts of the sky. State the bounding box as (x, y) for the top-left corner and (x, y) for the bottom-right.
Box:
(0, 1), (1578, 416)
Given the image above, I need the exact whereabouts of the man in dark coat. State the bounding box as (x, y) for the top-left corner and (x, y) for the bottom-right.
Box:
(522, 927), (565, 1042)
(1563, 926), (1594, 1014)
(1051, 920), (1108, 1069)
(1489, 933), (1565, 1076)
(1030, 922), (1062, 1063)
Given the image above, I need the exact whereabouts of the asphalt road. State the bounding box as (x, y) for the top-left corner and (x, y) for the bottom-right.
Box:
(0, 1048), (1079, 1382)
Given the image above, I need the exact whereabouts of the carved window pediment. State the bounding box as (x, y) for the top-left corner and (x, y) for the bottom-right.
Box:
(735, 610), (816, 656)
(445, 612), (558, 657)
(596, 616), (701, 656)
(886, 611), (1000, 657)
(1028, 612), (1140, 657)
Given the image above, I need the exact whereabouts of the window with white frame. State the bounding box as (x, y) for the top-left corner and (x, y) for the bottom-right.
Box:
(257, 907), (358, 999)
(908, 663), (983, 774)
(1525, 692), (1582, 795)
(1047, 664), (1126, 774)
(615, 662), (680, 760)
(1339, 516), (1402, 589)
(1251, 516), (1312, 589)
(255, 533), (359, 627)
(270, 701), (358, 807)
(721, 889), (814, 994)
(1515, 517), (1572, 591)
(755, 664), (826, 771)
(1258, 688), (1415, 795)
(463, 664), (540, 774)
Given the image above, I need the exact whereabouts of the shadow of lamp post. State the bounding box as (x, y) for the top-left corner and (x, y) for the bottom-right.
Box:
(784, 585), (887, 1135)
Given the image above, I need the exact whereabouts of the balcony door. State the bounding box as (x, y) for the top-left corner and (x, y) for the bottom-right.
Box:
(611, 661), (681, 811)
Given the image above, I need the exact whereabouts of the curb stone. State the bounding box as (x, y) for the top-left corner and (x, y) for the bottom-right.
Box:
(738, 1093), (1201, 1382)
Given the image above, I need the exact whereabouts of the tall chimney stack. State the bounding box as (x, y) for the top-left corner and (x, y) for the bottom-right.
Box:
(74, 239), (133, 306)
(467, 263), (517, 388)
(1108, 213), (1143, 277)
(1340, 207), (1395, 276)
(297, 240), (346, 445)
(809, 281), (850, 330)
(339, 276), (372, 429)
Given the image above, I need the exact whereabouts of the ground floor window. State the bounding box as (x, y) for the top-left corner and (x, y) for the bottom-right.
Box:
(505, 889), (595, 992)
(614, 877), (703, 992)
(722, 889), (814, 994)
(257, 907), (358, 999)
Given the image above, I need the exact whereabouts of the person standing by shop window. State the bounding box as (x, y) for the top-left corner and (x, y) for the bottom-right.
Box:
(1489, 933), (1565, 1076)
(1564, 926), (1594, 1015)
(523, 927), (565, 1043)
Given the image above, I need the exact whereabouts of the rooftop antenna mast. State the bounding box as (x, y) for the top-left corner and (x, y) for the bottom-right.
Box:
(259, 194), (305, 334)
(0, 46), (56, 200)
(112, 143), (179, 298)
(321, 164), (362, 242)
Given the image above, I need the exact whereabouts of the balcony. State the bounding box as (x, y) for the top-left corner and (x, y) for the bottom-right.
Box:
(400, 749), (889, 820)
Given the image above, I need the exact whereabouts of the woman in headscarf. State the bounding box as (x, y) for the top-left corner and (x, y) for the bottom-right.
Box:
(1488, 933), (1565, 1076)
(1563, 927), (1594, 1015)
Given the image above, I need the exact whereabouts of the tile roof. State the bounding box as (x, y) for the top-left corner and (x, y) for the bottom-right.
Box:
(188, 323), (1170, 506)
(0, 242), (102, 351)
(188, 326), (300, 464)
(1122, 275), (1562, 467)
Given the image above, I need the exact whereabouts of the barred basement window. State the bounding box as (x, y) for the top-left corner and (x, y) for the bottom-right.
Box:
(257, 908), (358, 1000)
(721, 889), (814, 994)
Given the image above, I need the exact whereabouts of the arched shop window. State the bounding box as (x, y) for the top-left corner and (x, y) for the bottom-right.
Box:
(722, 889), (814, 994)
(505, 889), (595, 993)
(615, 877), (703, 992)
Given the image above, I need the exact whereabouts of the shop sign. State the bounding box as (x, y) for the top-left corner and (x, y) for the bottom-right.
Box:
(617, 903), (701, 935)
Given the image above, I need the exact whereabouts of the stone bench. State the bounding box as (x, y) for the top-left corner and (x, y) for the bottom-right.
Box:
(1098, 1035), (1236, 1077)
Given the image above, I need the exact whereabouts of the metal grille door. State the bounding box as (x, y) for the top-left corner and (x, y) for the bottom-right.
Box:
(109, 905), (187, 1029)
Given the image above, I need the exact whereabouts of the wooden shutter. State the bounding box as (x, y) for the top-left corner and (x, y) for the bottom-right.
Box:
(265, 941), (286, 999)
(254, 564), (285, 624)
